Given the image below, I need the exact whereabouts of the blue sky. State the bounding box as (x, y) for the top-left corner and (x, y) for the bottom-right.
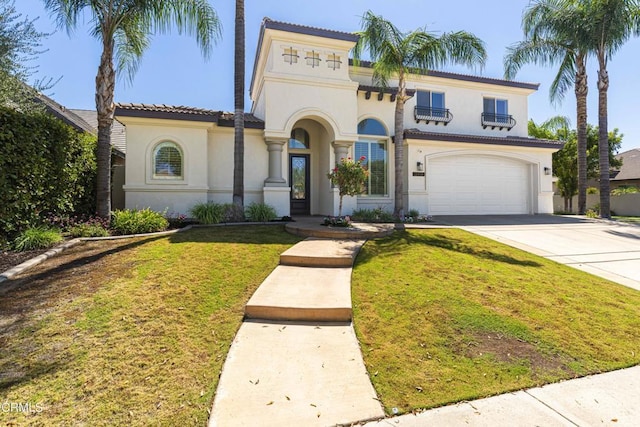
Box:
(17, 0), (640, 151)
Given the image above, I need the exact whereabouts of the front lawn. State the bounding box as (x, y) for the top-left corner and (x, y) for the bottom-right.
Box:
(352, 228), (640, 415)
(0, 226), (302, 426)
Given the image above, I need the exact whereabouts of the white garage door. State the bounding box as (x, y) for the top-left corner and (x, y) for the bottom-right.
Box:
(428, 155), (531, 215)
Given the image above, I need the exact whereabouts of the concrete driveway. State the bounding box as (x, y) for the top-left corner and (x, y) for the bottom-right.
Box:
(435, 215), (640, 291)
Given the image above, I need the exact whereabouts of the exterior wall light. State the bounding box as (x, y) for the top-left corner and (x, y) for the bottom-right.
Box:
(417, 161), (424, 172)
(544, 167), (551, 175)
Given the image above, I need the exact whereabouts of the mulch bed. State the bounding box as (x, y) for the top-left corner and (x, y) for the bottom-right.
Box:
(0, 249), (48, 274)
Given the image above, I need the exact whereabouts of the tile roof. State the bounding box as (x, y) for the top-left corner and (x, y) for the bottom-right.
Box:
(262, 18), (359, 42)
(404, 129), (564, 149)
(613, 148), (640, 180)
(115, 103), (265, 129)
(351, 60), (539, 90)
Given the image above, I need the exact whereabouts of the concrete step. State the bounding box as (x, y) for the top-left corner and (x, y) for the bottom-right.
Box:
(208, 321), (384, 427)
(245, 266), (352, 322)
(279, 238), (365, 268)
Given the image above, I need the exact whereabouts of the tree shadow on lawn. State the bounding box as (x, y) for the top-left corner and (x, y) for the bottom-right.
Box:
(167, 224), (302, 246)
(360, 230), (542, 267)
(0, 236), (163, 392)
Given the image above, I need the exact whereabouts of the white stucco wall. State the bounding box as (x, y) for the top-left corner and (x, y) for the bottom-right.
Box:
(350, 68), (534, 138)
(120, 118), (211, 215)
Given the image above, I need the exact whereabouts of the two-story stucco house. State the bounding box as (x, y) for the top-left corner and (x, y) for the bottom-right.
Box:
(115, 19), (563, 218)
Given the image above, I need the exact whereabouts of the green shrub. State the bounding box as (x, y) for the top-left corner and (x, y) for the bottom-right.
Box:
(111, 208), (169, 235)
(68, 223), (110, 238)
(13, 227), (63, 251)
(407, 209), (420, 218)
(245, 203), (277, 222)
(611, 186), (639, 196)
(190, 202), (225, 224)
(586, 187), (599, 194)
(351, 207), (395, 223)
(585, 209), (599, 218)
(0, 107), (97, 239)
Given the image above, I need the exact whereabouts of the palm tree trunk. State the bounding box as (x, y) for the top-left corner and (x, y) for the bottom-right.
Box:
(95, 37), (116, 218)
(575, 55), (588, 215)
(597, 55), (610, 218)
(393, 72), (406, 219)
(232, 0), (245, 217)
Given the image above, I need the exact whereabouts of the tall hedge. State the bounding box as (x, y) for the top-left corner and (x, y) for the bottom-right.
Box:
(0, 107), (97, 239)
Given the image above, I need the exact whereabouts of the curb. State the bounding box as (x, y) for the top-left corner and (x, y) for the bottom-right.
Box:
(0, 221), (292, 284)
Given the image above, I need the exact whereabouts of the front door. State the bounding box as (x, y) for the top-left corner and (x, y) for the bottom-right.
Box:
(290, 154), (310, 215)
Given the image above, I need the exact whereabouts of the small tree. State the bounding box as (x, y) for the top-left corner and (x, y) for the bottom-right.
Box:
(327, 156), (369, 217)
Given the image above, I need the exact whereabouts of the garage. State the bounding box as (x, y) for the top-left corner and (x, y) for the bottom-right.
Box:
(427, 155), (532, 215)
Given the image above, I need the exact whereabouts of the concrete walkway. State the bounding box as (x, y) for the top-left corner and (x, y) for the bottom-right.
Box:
(208, 236), (384, 426)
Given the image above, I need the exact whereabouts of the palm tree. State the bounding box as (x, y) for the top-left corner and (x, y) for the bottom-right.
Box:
(353, 11), (486, 218)
(585, 0), (640, 218)
(232, 0), (245, 218)
(504, 0), (591, 214)
(43, 0), (221, 218)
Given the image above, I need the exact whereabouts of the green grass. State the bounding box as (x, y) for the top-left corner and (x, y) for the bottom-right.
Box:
(613, 216), (640, 224)
(352, 229), (640, 415)
(0, 226), (302, 426)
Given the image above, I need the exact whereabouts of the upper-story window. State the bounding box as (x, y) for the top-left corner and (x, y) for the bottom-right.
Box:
(482, 97), (515, 130)
(415, 90), (452, 125)
(153, 141), (183, 179)
(289, 128), (310, 149)
(326, 53), (341, 70)
(283, 47), (299, 64)
(356, 119), (388, 196)
(305, 50), (321, 68)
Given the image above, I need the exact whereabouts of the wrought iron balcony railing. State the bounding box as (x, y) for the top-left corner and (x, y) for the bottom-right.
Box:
(414, 106), (453, 125)
(481, 113), (516, 130)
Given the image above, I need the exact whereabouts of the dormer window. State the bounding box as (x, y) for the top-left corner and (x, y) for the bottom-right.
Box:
(283, 47), (298, 64)
(327, 53), (341, 70)
(305, 50), (321, 68)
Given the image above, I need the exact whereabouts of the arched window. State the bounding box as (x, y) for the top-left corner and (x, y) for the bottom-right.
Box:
(289, 128), (310, 149)
(153, 141), (183, 179)
(356, 119), (388, 196)
(357, 118), (387, 136)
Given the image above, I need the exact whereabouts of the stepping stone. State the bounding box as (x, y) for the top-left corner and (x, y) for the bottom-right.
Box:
(245, 266), (352, 322)
(280, 238), (365, 268)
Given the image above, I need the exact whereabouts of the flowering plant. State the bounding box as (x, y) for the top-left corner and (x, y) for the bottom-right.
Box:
(322, 215), (351, 227)
(327, 156), (369, 216)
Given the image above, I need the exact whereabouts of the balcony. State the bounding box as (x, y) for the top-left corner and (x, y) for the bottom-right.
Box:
(481, 113), (516, 131)
(414, 106), (453, 125)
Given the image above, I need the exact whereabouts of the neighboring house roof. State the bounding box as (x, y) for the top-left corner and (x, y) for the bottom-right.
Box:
(115, 103), (265, 129)
(34, 92), (125, 157)
(351, 60), (540, 90)
(404, 128), (564, 149)
(36, 92), (95, 134)
(70, 109), (127, 155)
(612, 148), (640, 181)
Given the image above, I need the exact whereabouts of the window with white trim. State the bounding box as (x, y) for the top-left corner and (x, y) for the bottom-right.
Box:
(153, 141), (183, 179)
(483, 97), (509, 123)
(356, 119), (388, 196)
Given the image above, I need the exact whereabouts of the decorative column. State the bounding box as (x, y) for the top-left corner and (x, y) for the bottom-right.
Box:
(264, 139), (286, 186)
(263, 138), (290, 217)
(332, 141), (351, 163)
